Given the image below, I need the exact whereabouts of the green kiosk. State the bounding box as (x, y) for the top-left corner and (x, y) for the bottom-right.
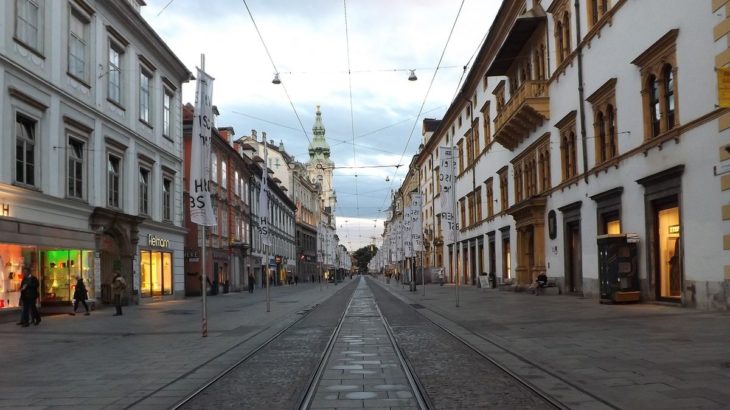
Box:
(597, 234), (640, 304)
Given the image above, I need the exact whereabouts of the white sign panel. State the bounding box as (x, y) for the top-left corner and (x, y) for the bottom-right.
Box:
(438, 146), (458, 240)
(258, 139), (271, 246)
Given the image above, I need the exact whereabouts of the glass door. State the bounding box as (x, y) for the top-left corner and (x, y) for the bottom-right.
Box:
(655, 202), (681, 300)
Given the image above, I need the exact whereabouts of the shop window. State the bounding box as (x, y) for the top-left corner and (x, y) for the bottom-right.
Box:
(657, 206), (681, 299)
(140, 250), (173, 297)
(0, 245), (38, 309)
(41, 249), (94, 304)
(16, 113), (37, 187)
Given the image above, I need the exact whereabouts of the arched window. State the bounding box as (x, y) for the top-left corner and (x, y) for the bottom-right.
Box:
(561, 134), (569, 179)
(648, 74), (661, 137)
(607, 105), (616, 159)
(596, 111), (606, 163)
(563, 13), (571, 60)
(556, 22), (564, 63)
(591, 0), (599, 25)
(600, 0), (609, 14)
(663, 64), (676, 130)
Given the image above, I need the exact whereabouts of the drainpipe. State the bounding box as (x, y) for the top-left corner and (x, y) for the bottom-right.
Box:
(575, 0), (589, 182)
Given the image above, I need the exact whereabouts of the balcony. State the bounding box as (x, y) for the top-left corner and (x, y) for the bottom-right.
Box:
(493, 80), (550, 150)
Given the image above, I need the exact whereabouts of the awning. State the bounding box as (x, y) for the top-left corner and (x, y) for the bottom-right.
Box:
(487, 6), (547, 76)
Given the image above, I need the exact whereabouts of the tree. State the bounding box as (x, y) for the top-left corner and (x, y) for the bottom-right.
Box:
(353, 244), (378, 272)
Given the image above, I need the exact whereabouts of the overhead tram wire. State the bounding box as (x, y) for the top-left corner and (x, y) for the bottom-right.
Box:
(343, 0), (363, 243)
(450, 26), (490, 103)
(156, 0), (177, 16)
(378, 0), (467, 214)
(240, 0), (311, 146)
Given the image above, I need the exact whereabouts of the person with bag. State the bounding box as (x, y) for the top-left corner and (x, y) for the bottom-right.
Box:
(111, 271), (126, 316)
(71, 276), (90, 316)
(17, 268), (40, 327)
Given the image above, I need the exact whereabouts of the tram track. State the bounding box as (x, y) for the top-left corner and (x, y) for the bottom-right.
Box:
(126, 281), (358, 410)
(368, 277), (619, 409)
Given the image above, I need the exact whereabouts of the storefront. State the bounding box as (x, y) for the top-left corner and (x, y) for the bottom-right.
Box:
(138, 231), (182, 299)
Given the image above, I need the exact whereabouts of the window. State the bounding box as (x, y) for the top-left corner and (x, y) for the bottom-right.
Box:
(15, 0), (42, 52)
(481, 102), (491, 147)
(107, 155), (121, 208)
(550, 0), (572, 65)
(466, 131), (474, 166)
(211, 152), (218, 183)
(632, 30), (679, 141)
(139, 69), (151, 123)
(15, 114), (36, 187)
(457, 139), (465, 173)
(67, 138), (84, 199)
(587, 78), (618, 165)
(163, 90), (172, 137)
(162, 177), (172, 221)
(556, 112), (578, 181)
(221, 160), (227, 189)
(475, 187), (482, 222)
(514, 163), (523, 202)
(139, 168), (149, 215)
(68, 8), (88, 81)
(588, 0), (611, 28)
(234, 171), (240, 196)
(459, 198), (466, 229)
(539, 142), (551, 192)
(108, 44), (123, 104)
(498, 168), (508, 212)
(486, 178), (494, 217)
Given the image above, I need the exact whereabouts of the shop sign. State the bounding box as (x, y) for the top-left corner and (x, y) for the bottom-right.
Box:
(0, 203), (9, 217)
(185, 248), (200, 261)
(668, 225), (680, 235)
(147, 234), (170, 248)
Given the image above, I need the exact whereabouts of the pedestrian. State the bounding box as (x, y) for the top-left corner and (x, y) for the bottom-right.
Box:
(248, 272), (255, 293)
(71, 276), (90, 316)
(438, 269), (445, 287)
(17, 267), (40, 327)
(111, 271), (126, 316)
(294, 275), (298, 286)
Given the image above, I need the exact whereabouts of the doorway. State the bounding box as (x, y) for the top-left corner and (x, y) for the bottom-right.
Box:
(653, 199), (681, 301)
(488, 233), (496, 276)
(565, 221), (582, 293)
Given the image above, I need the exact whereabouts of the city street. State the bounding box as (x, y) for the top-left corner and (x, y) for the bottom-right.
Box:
(1, 276), (728, 409)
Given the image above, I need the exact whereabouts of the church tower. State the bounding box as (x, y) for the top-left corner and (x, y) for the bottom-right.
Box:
(306, 106), (337, 215)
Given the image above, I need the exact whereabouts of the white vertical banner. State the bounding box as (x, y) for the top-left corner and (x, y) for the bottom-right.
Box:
(189, 68), (217, 226)
(404, 208), (413, 258)
(411, 194), (423, 252)
(438, 146), (458, 240)
(258, 138), (271, 246)
(389, 230), (396, 263)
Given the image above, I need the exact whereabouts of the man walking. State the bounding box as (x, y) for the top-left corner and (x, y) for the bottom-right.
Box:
(247, 272), (255, 293)
(111, 271), (126, 316)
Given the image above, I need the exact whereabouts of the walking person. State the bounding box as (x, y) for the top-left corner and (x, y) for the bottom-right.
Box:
(71, 276), (90, 316)
(17, 268), (40, 327)
(111, 271), (126, 316)
(247, 272), (255, 293)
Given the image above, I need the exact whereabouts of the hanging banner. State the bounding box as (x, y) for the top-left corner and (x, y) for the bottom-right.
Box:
(438, 146), (458, 240)
(258, 138), (271, 246)
(411, 194), (423, 252)
(404, 208), (413, 258)
(189, 68), (217, 226)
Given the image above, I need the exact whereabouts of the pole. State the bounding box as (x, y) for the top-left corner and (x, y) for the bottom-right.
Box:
(451, 139), (459, 308)
(421, 250), (425, 296)
(200, 53), (208, 337)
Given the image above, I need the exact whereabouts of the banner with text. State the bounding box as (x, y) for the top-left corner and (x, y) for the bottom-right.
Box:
(258, 139), (271, 246)
(438, 146), (458, 240)
(189, 68), (217, 226)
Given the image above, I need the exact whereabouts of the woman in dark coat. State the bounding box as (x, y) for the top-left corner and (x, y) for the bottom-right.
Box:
(72, 276), (90, 315)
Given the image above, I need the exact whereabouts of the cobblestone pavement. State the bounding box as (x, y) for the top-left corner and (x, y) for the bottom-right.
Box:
(373, 277), (730, 410)
(180, 280), (357, 410)
(369, 279), (556, 410)
(0, 280), (351, 410)
(309, 278), (420, 410)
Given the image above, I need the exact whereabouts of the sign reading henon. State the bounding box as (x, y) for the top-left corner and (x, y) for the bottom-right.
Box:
(148, 234), (170, 248)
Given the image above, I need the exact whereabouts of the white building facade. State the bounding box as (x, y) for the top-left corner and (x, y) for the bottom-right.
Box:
(416, 0), (730, 310)
(0, 0), (190, 312)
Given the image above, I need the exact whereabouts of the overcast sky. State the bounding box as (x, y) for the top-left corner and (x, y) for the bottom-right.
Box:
(141, 0), (499, 251)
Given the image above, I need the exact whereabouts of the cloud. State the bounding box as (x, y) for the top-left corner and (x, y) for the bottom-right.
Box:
(141, 0), (499, 222)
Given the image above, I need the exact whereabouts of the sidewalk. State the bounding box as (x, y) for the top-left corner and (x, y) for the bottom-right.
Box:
(377, 278), (730, 409)
(0, 281), (348, 410)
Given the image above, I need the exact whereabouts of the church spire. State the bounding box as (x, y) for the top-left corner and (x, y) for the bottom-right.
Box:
(308, 105), (331, 159)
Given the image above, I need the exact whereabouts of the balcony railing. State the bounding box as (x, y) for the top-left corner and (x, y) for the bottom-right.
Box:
(493, 80), (550, 150)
